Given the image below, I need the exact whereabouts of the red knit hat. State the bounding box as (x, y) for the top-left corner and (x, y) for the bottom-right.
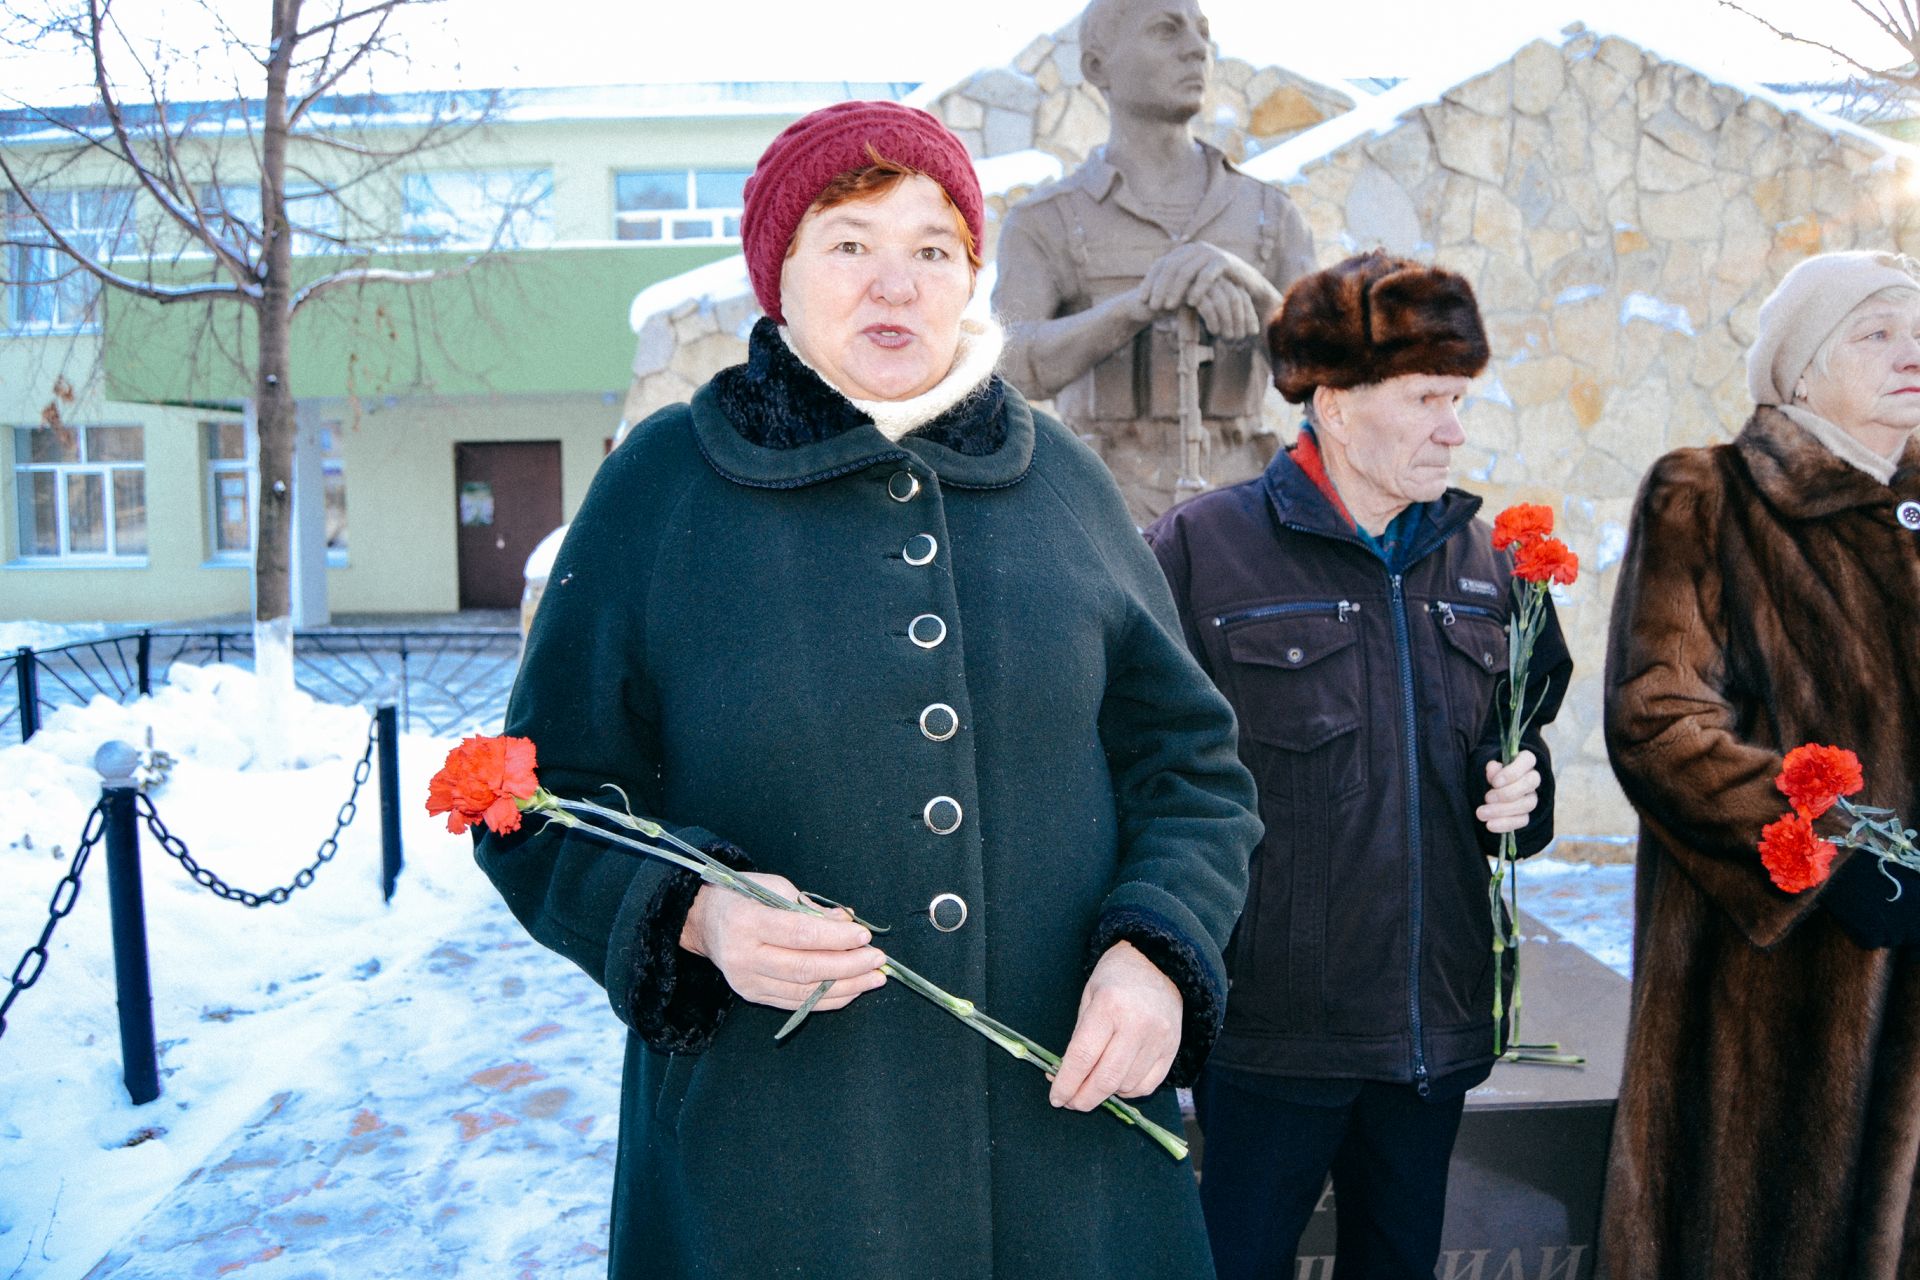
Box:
(741, 100), (983, 324)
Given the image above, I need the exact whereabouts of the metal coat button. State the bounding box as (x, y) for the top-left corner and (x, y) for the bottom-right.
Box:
(909, 614), (948, 650)
(904, 533), (938, 566)
(923, 796), (963, 835)
(1899, 500), (1920, 531)
(887, 471), (921, 503)
(1286, 647), (1304, 664)
(1484, 652), (1497, 669)
(929, 892), (968, 932)
(919, 703), (959, 742)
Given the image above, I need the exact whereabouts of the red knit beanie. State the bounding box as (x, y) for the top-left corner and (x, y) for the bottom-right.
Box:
(741, 100), (983, 324)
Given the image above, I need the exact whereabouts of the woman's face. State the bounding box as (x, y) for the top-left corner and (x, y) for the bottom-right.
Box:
(779, 175), (974, 403)
(1800, 291), (1920, 454)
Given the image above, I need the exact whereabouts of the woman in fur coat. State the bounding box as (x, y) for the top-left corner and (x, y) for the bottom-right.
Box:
(1601, 250), (1920, 1279)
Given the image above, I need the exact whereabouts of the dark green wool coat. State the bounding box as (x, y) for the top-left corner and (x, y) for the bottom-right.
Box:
(476, 335), (1260, 1279)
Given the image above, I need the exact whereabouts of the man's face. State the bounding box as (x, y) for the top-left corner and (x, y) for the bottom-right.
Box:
(1086, 0), (1212, 125)
(1324, 373), (1472, 511)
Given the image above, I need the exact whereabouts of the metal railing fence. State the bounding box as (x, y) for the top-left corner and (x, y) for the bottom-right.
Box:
(6, 626), (519, 743)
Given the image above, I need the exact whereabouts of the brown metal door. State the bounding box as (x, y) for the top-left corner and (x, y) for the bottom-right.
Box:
(454, 441), (562, 610)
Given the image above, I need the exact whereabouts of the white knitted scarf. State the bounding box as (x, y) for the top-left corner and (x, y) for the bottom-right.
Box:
(779, 316), (1005, 442)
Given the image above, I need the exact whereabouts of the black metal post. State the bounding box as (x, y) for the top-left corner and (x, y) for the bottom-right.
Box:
(95, 741), (159, 1105)
(137, 629), (153, 696)
(376, 704), (403, 903)
(15, 646), (39, 743)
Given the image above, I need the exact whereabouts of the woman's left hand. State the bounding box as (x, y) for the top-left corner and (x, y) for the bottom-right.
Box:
(1048, 941), (1183, 1112)
(1479, 749), (1541, 834)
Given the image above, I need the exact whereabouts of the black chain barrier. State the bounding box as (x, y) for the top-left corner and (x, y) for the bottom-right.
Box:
(0, 800), (108, 1043)
(137, 715), (379, 908)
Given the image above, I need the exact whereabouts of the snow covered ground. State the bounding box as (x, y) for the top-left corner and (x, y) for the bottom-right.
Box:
(0, 666), (1634, 1276)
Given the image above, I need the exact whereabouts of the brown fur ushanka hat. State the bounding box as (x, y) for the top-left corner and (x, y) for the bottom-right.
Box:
(1267, 250), (1491, 404)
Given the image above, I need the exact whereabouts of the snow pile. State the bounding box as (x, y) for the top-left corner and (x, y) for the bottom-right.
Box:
(0, 664), (496, 1277)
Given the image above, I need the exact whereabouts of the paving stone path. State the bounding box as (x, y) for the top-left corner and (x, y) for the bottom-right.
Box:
(80, 905), (624, 1279)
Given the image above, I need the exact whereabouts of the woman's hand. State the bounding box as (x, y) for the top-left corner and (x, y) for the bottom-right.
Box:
(679, 874), (887, 1011)
(1049, 941), (1183, 1111)
(1479, 749), (1541, 835)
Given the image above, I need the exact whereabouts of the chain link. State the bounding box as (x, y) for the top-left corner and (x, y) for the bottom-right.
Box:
(139, 714), (379, 908)
(0, 800), (107, 1042)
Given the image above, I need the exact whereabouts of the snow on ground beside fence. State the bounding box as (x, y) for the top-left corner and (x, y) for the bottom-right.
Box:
(0, 622), (111, 653)
(0, 664), (499, 1278)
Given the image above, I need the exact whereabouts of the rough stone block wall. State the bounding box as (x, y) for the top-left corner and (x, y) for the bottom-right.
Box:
(1273, 29), (1920, 838)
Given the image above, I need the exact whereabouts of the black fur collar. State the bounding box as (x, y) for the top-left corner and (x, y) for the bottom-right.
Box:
(711, 317), (1006, 457)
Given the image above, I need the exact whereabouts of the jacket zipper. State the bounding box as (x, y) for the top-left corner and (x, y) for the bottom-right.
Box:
(1430, 600), (1501, 626)
(1212, 599), (1360, 629)
(1391, 572), (1431, 1097)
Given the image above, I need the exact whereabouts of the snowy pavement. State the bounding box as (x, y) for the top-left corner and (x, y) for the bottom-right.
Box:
(0, 664), (1635, 1277)
(79, 908), (623, 1279)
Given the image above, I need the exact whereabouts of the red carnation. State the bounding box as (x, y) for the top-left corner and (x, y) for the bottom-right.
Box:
(1776, 744), (1865, 820)
(1492, 503), (1555, 551)
(1512, 537), (1579, 586)
(1759, 811), (1836, 893)
(426, 735), (540, 835)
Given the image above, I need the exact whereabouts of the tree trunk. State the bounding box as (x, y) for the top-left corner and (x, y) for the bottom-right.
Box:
(253, 0), (300, 626)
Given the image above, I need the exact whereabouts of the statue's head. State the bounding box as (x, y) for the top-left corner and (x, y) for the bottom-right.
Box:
(1079, 0), (1213, 126)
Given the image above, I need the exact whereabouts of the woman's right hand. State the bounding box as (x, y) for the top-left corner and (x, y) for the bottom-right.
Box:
(679, 874), (888, 1011)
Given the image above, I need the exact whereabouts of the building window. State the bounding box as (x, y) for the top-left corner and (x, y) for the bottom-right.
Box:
(402, 169), (554, 249)
(203, 419), (348, 563)
(320, 422), (348, 564)
(5, 188), (135, 332)
(12, 424), (146, 560)
(204, 419), (251, 559)
(614, 169), (748, 243)
(198, 183), (347, 256)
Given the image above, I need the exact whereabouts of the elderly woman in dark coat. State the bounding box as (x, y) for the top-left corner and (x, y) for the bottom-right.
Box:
(474, 101), (1260, 1279)
(1601, 250), (1920, 1279)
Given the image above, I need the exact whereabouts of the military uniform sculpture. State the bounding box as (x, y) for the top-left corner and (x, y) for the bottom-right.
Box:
(994, 0), (1315, 524)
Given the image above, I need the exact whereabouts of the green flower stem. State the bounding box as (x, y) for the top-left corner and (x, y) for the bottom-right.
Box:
(529, 793), (1188, 1160)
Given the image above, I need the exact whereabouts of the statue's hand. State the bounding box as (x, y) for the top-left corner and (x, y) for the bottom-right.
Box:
(1140, 242), (1277, 337)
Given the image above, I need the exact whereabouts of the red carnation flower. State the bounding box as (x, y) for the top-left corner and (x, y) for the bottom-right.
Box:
(426, 735), (540, 835)
(1759, 811), (1836, 893)
(1492, 503), (1555, 551)
(1776, 744), (1865, 820)
(1512, 537), (1579, 586)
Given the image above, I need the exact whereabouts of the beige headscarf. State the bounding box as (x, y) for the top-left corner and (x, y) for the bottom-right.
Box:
(1746, 251), (1920, 407)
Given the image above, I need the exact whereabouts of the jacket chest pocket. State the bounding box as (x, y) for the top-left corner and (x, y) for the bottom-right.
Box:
(1220, 607), (1368, 806)
(1432, 603), (1507, 753)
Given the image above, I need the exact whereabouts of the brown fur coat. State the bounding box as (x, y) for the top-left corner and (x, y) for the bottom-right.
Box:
(1601, 407), (1920, 1279)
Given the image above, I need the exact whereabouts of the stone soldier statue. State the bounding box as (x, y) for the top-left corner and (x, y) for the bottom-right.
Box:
(993, 0), (1315, 523)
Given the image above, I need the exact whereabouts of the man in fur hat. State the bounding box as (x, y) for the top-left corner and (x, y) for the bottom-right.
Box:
(993, 0), (1314, 525)
(1146, 251), (1573, 1279)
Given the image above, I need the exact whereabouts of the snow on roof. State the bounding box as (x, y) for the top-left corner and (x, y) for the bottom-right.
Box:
(628, 254), (751, 334)
(1245, 17), (1920, 187)
(0, 81), (920, 146)
(976, 149), (1065, 197)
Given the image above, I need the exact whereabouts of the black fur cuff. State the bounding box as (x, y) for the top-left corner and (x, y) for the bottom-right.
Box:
(1089, 905), (1228, 1089)
(623, 838), (754, 1055)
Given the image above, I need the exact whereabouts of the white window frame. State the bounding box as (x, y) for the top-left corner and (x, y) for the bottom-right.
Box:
(201, 418), (349, 566)
(613, 169), (748, 244)
(11, 424), (147, 564)
(203, 418), (253, 564)
(401, 169), (555, 250)
(5, 187), (135, 334)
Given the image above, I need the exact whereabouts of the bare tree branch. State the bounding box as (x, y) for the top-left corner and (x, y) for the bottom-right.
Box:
(0, 149), (250, 302)
(80, 0), (259, 279)
(288, 255), (476, 312)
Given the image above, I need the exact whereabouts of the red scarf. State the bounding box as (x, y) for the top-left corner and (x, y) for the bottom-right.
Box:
(1292, 426), (1356, 530)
